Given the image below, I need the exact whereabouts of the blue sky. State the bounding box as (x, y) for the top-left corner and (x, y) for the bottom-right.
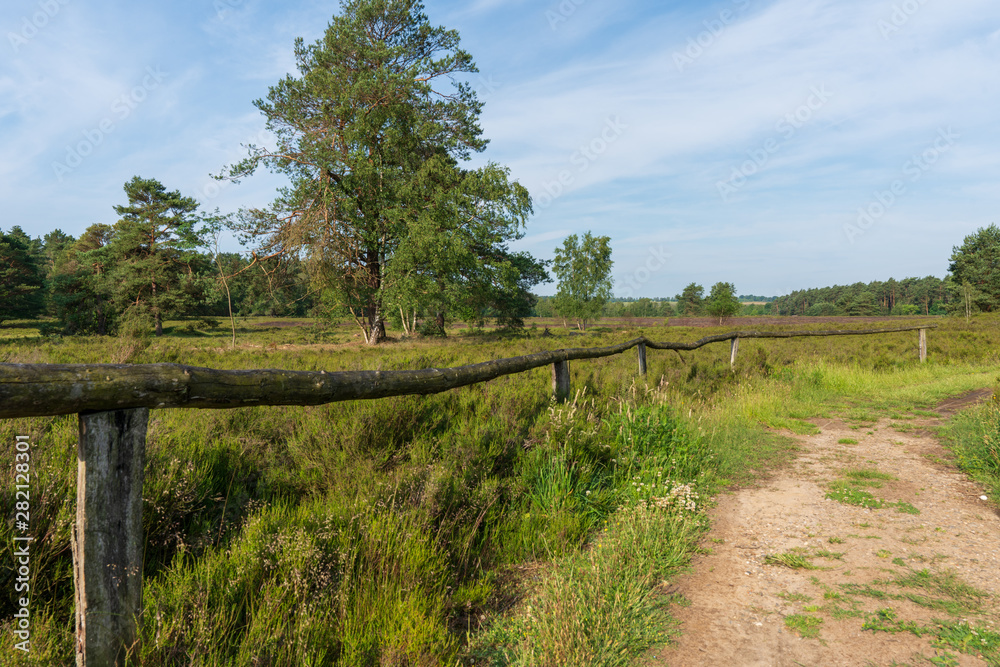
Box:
(2, 0), (998, 298)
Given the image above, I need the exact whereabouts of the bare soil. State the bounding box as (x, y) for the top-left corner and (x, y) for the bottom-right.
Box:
(646, 390), (1000, 667)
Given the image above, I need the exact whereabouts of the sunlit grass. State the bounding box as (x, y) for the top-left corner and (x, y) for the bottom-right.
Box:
(2, 314), (1000, 664)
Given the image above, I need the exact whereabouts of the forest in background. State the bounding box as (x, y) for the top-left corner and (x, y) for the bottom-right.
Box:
(0, 220), (970, 333)
(5, 221), (1000, 333)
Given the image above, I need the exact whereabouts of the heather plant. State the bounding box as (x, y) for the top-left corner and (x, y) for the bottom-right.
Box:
(2, 315), (1000, 664)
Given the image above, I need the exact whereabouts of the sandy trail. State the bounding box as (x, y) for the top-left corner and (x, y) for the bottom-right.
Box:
(647, 390), (1000, 667)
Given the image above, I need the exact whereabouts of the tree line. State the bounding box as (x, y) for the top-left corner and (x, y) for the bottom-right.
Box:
(0, 208), (315, 335)
(770, 276), (949, 316)
(1, 3), (561, 340)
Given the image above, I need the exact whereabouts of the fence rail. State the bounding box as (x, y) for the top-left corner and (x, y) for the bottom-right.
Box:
(0, 325), (933, 419)
(0, 323), (935, 665)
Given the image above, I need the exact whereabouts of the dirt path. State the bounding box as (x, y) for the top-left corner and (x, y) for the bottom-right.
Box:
(648, 390), (1000, 667)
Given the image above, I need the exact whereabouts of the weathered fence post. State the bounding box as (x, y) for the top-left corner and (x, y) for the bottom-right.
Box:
(919, 328), (927, 363)
(730, 337), (740, 369)
(552, 360), (570, 402)
(73, 408), (148, 667)
(637, 342), (647, 376)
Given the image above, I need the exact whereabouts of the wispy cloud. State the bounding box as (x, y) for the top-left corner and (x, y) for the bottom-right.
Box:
(2, 0), (999, 297)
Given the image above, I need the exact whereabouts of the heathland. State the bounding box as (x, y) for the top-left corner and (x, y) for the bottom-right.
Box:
(1, 314), (1000, 666)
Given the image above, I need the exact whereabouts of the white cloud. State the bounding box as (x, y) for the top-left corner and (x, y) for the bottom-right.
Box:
(2, 0), (1000, 295)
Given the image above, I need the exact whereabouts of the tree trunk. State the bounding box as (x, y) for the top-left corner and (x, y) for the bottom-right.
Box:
(435, 311), (446, 337)
(400, 306), (410, 336)
(151, 280), (163, 336)
(365, 304), (385, 345)
(96, 300), (107, 336)
(362, 250), (385, 345)
(218, 259), (236, 348)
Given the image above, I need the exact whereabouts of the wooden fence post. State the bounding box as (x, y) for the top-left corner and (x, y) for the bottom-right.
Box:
(730, 337), (739, 369)
(919, 328), (927, 363)
(637, 342), (647, 376)
(74, 408), (148, 667)
(552, 360), (570, 402)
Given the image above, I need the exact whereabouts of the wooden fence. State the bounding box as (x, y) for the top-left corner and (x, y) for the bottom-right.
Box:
(0, 325), (933, 665)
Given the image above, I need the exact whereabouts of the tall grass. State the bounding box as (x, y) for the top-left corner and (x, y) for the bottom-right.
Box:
(470, 394), (714, 666)
(2, 315), (1000, 665)
(942, 391), (1000, 501)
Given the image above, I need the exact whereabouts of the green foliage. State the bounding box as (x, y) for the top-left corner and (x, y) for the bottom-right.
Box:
(472, 397), (712, 666)
(47, 223), (117, 335)
(943, 393), (1000, 501)
(225, 0), (537, 344)
(862, 607), (924, 635)
(804, 301), (839, 316)
(948, 223), (1000, 313)
(674, 282), (704, 316)
(0, 227), (45, 325)
(8, 316), (1000, 663)
(825, 481), (889, 508)
(844, 289), (881, 316)
(859, 607), (1000, 663)
(772, 276), (948, 316)
(764, 552), (817, 569)
(784, 613), (823, 639)
(107, 176), (205, 336)
(931, 620), (1000, 662)
(551, 232), (613, 331)
(45, 179), (207, 336)
(600, 297), (673, 319)
(706, 281), (740, 324)
(450, 250), (550, 331)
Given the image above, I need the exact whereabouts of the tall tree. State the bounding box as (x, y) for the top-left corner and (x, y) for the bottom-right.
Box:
(706, 281), (740, 324)
(109, 176), (203, 335)
(224, 0), (533, 344)
(948, 224), (1000, 313)
(0, 228), (45, 326)
(675, 282), (704, 316)
(49, 224), (116, 334)
(551, 232), (613, 331)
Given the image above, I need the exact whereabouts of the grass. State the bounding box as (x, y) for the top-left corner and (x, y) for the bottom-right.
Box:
(826, 482), (889, 508)
(811, 565), (1000, 666)
(826, 471), (921, 515)
(785, 613), (824, 639)
(2, 314), (1000, 664)
(764, 552), (817, 569)
(844, 468), (895, 484)
(860, 610), (1000, 664)
(841, 567), (990, 620)
(942, 394), (1000, 504)
(0, 322), (735, 667)
(931, 620), (1000, 662)
(777, 591), (813, 602)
